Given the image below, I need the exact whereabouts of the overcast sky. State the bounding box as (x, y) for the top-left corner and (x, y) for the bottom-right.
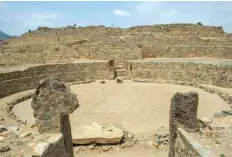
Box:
(1, 1), (232, 36)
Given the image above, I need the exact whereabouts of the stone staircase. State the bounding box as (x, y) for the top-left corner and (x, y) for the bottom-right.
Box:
(114, 60), (127, 79)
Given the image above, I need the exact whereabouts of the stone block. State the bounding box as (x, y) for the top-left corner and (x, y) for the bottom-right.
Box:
(198, 117), (213, 127)
(72, 123), (124, 145)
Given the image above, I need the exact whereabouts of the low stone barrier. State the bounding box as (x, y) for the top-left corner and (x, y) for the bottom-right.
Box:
(0, 60), (113, 98)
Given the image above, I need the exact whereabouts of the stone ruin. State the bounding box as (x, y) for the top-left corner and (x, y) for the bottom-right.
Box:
(168, 92), (217, 157)
(168, 92), (199, 157)
(29, 78), (219, 157)
(31, 77), (79, 157)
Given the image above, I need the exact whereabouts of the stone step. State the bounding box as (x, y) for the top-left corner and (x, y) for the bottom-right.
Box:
(115, 69), (126, 72)
(115, 65), (125, 68)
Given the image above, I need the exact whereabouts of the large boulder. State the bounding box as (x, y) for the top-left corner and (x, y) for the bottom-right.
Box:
(72, 123), (124, 145)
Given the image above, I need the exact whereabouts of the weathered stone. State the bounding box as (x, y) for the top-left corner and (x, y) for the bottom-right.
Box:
(169, 91), (199, 157)
(174, 128), (217, 157)
(198, 117), (213, 127)
(0, 130), (13, 137)
(209, 124), (227, 131)
(99, 80), (105, 84)
(28, 142), (37, 148)
(7, 125), (19, 132)
(0, 126), (7, 133)
(116, 78), (123, 83)
(0, 146), (10, 152)
(214, 112), (226, 118)
(222, 110), (232, 116)
(19, 131), (35, 138)
(31, 77), (79, 133)
(102, 146), (110, 151)
(72, 122), (124, 145)
(108, 59), (115, 80)
(31, 77), (79, 157)
(88, 145), (95, 150)
(0, 136), (5, 142)
(33, 142), (49, 155)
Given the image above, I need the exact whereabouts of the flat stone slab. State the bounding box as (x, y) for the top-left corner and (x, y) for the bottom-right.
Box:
(222, 110), (232, 116)
(198, 117), (213, 127)
(72, 123), (124, 145)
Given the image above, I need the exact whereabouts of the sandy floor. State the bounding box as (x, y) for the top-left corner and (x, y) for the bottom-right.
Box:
(75, 147), (167, 157)
(13, 81), (230, 135)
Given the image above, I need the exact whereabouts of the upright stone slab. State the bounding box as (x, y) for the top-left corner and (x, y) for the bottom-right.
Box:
(168, 91), (199, 157)
(31, 77), (79, 157)
(108, 59), (115, 80)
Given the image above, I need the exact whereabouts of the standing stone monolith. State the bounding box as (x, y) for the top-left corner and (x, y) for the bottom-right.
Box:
(31, 77), (79, 157)
(168, 91), (199, 157)
(108, 59), (115, 80)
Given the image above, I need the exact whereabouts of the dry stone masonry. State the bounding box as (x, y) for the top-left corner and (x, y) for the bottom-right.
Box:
(0, 24), (232, 157)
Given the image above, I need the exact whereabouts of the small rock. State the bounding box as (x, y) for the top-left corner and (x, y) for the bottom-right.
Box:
(209, 124), (227, 131)
(148, 140), (153, 147)
(222, 110), (232, 116)
(102, 146), (110, 151)
(128, 133), (133, 138)
(28, 142), (37, 147)
(0, 146), (10, 152)
(30, 122), (36, 128)
(120, 143), (126, 148)
(0, 136), (5, 142)
(0, 130), (13, 137)
(10, 141), (24, 147)
(198, 117), (213, 127)
(19, 132), (32, 138)
(75, 147), (80, 153)
(214, 112), (226, 118)
(115, 145), (120, 151)
(99, 80), (105, 84)
(88, 145), (95, 150)
(164, 137), (169, 141)
(116, 78), (123, 83)
(7, 125), (19, 132)
(0, 126), (7, 133)
(153, 141), (159, 147)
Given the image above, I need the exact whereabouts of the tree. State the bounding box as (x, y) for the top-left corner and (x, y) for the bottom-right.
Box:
(28, 30), (31, 33)
(197, 22), (203, 26)
(74, 24), (76, 27)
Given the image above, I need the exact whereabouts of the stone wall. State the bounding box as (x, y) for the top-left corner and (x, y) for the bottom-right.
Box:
(0, 60), (112, 98)
(127, 59), (232, 88)
(1, 24), (232, 66)
(174, 128), (216, 157)
(142, 45), (232, 58)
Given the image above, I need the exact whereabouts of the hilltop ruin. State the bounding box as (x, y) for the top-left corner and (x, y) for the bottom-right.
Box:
(0, 24), (232, 157)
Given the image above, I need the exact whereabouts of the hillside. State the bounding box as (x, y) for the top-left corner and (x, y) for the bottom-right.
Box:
(0, 30), (12, 40)
(0, 24), (232, 66)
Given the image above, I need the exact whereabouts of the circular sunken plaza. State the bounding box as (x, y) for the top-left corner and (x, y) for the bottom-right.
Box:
(1, 24), (232, 156)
